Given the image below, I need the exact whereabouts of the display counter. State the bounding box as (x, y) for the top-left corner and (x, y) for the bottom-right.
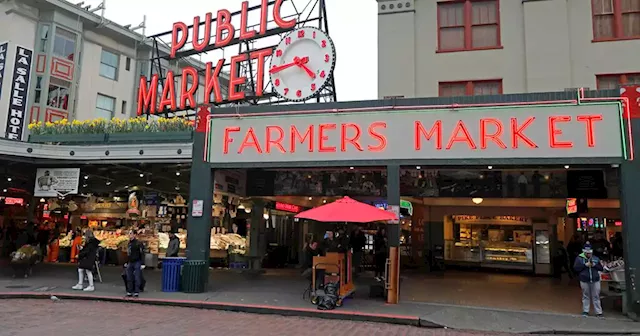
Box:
(481, 241), (533, 270)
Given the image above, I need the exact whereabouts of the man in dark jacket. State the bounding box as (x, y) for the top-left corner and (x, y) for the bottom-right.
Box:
(166, 232), (180, 257)
(72, 230), (100, 292)
(573, 242), (604, 317)
(350, 226), (366, 275)
(126, 230), (145, 297)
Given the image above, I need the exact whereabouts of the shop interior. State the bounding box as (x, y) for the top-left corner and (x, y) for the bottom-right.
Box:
(0, 162), (627, 315)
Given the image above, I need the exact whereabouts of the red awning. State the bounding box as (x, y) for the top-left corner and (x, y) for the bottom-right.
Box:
(294, 196), (397, 223)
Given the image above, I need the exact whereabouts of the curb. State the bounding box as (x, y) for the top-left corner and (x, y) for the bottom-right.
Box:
(0, 292), (434, 328)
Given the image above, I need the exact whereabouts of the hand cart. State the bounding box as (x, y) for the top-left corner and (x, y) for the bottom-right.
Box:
(310, 252), (356, 307)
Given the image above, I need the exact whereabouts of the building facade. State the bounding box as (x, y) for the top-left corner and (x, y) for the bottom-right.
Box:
(377, 0), (640, 99)
(0, 0), (209, 140)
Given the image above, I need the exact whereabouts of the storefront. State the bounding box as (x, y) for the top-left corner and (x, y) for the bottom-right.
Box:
(183, 92), (640, 307)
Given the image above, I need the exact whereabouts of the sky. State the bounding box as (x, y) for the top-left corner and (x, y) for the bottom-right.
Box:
(83, 0), (378, 102)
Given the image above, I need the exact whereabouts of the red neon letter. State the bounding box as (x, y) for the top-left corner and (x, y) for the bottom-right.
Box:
(237, 127), (263, 154)
(215, 9), (235, 47)
(229, 54), (248, 101)
(158, 71), (177, 111)
(549, 116), (573, 148)
(250, 48), (273, 97)
(240, 1), (257, 40)
(273, 0), (297, 29)
(192, 13), (212, 52)
(577, 115), (603, 147)
(511, 117), (538, 148)
(446, 120), (477, 150)
(137, 75), (158, 115)
(170, 21), (188, 58)
(318, 123), (337, 152)
(223, 127), (240, 154)
(340, 123), (364, 152)
(290, 125), (314, 153)
(480, 118), (507, 149)
(265, 126), (286, 153)
(368, 122), (387, 152)
(259, 0), (269, 35)
(180, 67), (198, 110)
(204, 59), (225, 104)
(415, 120), (442, 150)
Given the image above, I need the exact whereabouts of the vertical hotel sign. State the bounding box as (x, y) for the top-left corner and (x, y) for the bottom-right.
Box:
(0, 42), (7, 101)
(5, 46), (33, 140)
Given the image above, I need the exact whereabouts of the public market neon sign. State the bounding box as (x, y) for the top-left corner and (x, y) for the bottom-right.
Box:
(136, 0), (296, 115)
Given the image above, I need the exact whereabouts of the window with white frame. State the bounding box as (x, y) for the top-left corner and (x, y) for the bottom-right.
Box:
(53, 27), (76, 60)
(100, 49), (119, 80)
(96, 94), (116, 119)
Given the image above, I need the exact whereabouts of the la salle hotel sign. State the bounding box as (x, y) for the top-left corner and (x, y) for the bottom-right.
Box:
(205, 104), (625, 163)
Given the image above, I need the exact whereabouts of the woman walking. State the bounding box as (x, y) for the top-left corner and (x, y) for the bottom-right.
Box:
(72, 230), (100, 292)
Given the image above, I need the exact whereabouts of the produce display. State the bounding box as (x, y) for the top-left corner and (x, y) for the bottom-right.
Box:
(94, 230), (129, 250)
(11, 245), (39, 263)
(58, 232), (73, 247)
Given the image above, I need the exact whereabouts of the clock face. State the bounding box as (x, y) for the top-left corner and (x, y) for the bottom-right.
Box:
(269, 27), (336, 102)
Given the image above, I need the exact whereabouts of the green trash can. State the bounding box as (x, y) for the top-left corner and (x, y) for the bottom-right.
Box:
(181, 260), (208, 293)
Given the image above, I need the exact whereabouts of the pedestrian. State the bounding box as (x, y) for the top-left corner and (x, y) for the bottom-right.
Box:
(373, 227), (387, 282)
(36, 222), (50, 262)
(165, 232), (180, 257)
(70, 228), (83, 263)
(350, 226), (366, 275)
(573, 242), (604, 317)
(72, 229), (100, 292)
(126, 230), (145, 297)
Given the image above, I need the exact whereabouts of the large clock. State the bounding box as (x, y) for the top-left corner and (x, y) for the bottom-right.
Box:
(269, 27), (336, 102)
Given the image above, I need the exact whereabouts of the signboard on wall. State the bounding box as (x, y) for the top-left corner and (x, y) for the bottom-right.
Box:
(0, 42), (8, 104)
(34, 168), (80, 197)
(206, 103), (624, 164)
(5, 46), (33, 141)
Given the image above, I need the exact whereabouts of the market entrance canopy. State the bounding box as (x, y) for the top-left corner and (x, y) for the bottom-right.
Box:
(205, 102), (628, 164)
(295, 196), (398, 223)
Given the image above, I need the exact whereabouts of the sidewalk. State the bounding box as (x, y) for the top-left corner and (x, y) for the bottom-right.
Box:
(1, 263), (638, 334)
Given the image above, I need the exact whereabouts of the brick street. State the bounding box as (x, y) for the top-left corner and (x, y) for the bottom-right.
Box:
(0, 299), (514, 336)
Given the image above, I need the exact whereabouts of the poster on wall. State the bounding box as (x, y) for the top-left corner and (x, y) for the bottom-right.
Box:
(5, 45), (33, 141)
(0, 42), (8, 103)
(34, 168), (80, 197)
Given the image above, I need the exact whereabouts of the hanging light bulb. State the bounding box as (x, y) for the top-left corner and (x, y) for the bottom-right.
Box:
(472, 197), (483, 204)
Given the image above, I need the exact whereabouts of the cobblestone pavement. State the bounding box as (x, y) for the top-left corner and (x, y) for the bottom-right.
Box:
(0, 299), (513, 336)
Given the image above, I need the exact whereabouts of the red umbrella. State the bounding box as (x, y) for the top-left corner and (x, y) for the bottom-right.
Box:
(294, 196), (398, 223)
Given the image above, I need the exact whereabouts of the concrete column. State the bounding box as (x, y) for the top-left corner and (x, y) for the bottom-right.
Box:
(386, 164), (401, 304)
(620, 117), (640, 318)
(185, 130), (213, 261)
(247, 198), (265, 271)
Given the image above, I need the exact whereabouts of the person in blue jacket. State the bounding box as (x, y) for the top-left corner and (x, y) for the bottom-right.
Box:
(573, 242), (604, 317)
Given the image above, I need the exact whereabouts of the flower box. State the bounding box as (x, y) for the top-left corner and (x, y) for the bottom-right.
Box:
(29, 133), (108, 144)
(107, 131), (193, 143)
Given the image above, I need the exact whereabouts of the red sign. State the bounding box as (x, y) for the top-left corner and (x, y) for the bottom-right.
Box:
(3, 197), (24, 205)
(137, 0), (296, 115)
(621, 85), (640, 119)
(275, 202), (301, 213)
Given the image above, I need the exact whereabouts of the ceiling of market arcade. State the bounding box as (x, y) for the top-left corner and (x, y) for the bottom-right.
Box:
(0, 158), (191, 200)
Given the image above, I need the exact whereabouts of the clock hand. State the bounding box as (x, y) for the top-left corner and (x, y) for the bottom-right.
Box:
(297, 63), (316, 79)
(269, 61), (298, 74)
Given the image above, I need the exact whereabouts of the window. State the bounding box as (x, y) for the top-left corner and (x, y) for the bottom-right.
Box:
(592, 0), (640, 41)
(100, 49), (119, 80)
(121, 100), (127, 114)
(125, 57), (131, 71)
(33, 76), (43, 104)
(39, 25), (50, 53)
(47, 77), (71, 110)
(437, 0), (501, 52)
(596, 73), (640, 89)
(96, 94), (116, 119)
(439, 80), (503, 97)
(53, 27), (76, 60)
